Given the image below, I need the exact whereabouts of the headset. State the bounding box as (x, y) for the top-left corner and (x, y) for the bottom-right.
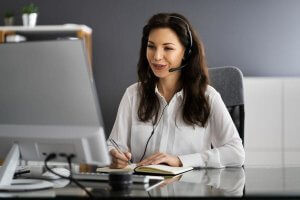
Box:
(168, 15), (193, 72)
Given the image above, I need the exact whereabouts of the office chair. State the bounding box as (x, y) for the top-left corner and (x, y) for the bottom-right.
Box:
(208, 66), (245, 146)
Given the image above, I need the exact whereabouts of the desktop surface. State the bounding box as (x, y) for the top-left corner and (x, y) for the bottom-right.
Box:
(2, 166), (300, 199)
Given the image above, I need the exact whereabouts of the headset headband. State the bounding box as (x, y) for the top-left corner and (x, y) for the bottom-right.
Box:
(169, 15), (193, 50)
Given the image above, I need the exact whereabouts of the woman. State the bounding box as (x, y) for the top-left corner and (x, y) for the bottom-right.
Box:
(108, 13), (245, 169)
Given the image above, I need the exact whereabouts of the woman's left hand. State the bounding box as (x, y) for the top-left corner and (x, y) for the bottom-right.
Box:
(137, 152), (182, 167)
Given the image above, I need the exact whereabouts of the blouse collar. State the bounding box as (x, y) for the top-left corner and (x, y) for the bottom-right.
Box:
(154, 84), (184, 101)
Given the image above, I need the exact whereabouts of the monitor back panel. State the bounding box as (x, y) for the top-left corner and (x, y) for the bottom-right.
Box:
(0, 40), (103, 127)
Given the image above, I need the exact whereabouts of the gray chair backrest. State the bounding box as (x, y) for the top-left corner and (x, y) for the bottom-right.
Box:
(208, 66), (245, 145)
(209, 66), (244, 106)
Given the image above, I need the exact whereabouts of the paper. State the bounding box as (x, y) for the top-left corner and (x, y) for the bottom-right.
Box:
(96, 164), (136, 173)
(96, 164), (193, 175)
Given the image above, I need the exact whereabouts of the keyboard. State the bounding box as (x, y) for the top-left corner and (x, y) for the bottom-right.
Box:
(14, 166), (31, 176)
(73, 172), (164, 184)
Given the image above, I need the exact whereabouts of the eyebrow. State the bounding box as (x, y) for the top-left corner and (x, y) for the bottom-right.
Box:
(148, 41), (176, 46)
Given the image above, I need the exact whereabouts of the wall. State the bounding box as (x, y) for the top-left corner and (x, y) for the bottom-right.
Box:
(244, 77), (300, 167)
(1, 0), (300, 135)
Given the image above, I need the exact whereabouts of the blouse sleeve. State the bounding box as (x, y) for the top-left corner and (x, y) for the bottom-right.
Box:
(178, 92), (245, 168)
(107, 88), (132, 153)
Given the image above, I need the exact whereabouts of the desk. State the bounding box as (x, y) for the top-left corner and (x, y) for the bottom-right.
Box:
(1, 166), (300, 199)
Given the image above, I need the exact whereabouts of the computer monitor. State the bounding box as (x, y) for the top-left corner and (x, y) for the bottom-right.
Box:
(0, 40), (110, 191)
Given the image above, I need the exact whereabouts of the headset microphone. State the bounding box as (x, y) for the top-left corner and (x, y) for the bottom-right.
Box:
(168, 63), (188, 72)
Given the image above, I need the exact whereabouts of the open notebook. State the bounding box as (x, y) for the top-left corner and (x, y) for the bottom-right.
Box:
(96, 164), (193, 175)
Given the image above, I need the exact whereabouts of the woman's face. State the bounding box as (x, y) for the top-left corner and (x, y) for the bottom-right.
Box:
(146, 28), (185, 79)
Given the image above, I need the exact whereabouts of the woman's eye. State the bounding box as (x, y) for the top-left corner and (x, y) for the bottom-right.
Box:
(165, 47), (174, 51)
(147, 45), (155, 49)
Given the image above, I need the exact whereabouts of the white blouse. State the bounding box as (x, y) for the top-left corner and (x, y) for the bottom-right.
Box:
(107, 83), (245, 168)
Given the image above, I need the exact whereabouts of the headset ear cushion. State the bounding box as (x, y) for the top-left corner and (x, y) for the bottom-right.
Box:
(183, 49), (191, 60)
(187, 49), (191, 56)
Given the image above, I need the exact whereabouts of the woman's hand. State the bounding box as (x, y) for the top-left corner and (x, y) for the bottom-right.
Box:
(109, 149), (132, 169)
(137, 152), (182, 167)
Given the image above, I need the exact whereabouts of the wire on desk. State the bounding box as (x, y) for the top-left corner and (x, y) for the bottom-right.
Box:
(44, 153), (95, 199)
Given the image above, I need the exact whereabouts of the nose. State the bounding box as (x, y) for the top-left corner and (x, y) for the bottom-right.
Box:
(154, 48), (163, 61)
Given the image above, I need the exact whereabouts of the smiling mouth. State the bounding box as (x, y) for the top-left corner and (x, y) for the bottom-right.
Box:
(152, 63), (167, 70)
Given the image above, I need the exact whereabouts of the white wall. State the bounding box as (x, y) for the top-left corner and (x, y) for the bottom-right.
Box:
(244, 78), (300, 167)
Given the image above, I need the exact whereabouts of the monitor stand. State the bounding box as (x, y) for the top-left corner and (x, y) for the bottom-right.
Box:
(0, 144), (54, 191)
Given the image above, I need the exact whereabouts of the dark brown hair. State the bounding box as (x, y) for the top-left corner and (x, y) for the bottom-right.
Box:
(137, 13), (210, 126)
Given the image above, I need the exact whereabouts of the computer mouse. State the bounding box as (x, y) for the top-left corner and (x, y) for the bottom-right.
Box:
(42, 167), (70, 180)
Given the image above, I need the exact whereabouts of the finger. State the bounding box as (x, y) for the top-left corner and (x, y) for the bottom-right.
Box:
(138, 155), (158, 166)
(140, 152), (161, 163)
(110, 149), (120, 158)
(142, 154), (166, 165)
(150, 155), (168, 165)
(110, 162), (127, 169)
(111, 158), (129, 168)
(110, 162), (120, 169)
(138, 154), (157, 166)
(110, 149), (129, 162)
(110, 160), (121, 169)
(111, 159), (129, 169)
(152, 155), (181, 166)
(109, 149), (117, 156)
(124, 152), (132, 161)
(112, 156), (129, 166)
(138, 153), (163, 166)
(114, 158), (129, 166)
(141, 153), (176, 166)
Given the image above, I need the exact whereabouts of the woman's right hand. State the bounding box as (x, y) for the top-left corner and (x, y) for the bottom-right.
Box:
(109, 149), (132, 169)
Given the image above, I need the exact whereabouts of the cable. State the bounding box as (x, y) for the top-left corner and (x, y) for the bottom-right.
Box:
(44, 153), (95, 199)
(139, 104), (168, 162)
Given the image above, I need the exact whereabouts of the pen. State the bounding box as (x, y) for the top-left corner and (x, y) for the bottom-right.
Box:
(109, 138), (132, 165)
